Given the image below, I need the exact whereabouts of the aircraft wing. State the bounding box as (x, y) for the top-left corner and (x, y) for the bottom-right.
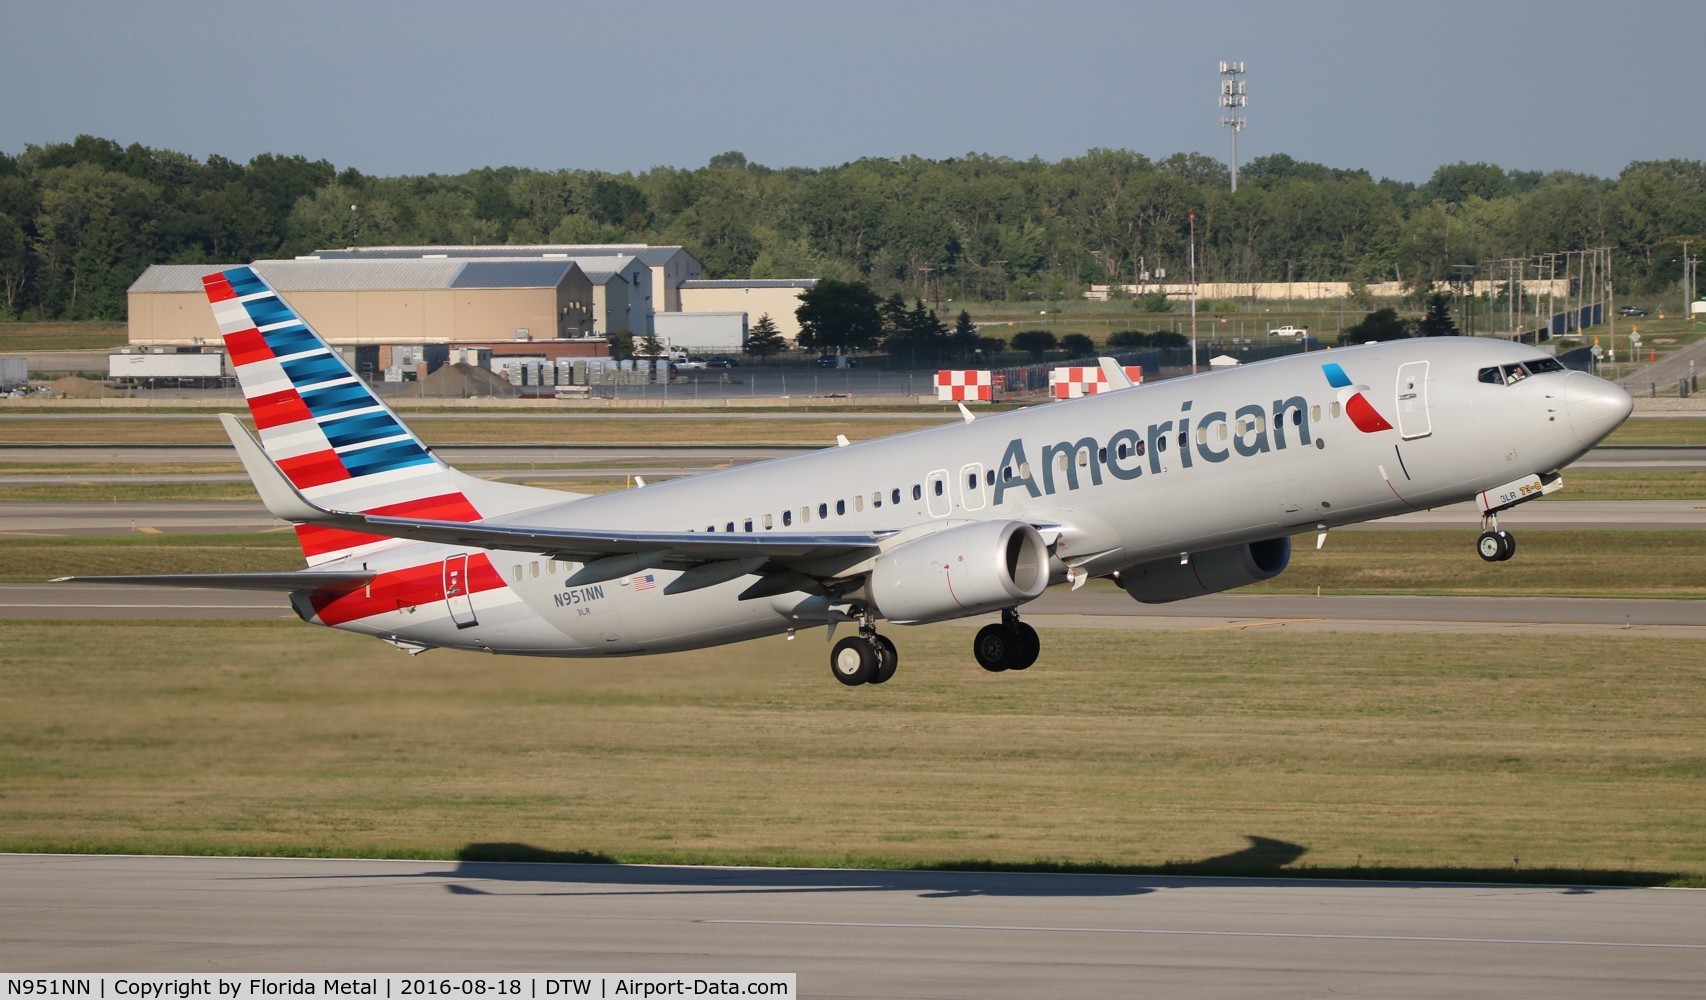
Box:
(329, 512), (890, 566)
(51, 570), (376, 591)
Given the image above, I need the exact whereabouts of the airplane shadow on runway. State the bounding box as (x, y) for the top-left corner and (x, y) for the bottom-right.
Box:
(424, 838), (1671, 897)
(432, 837), (1308, 899)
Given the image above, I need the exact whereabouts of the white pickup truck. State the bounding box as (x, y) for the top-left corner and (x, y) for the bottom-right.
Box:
(1268, 325), (1309, 338)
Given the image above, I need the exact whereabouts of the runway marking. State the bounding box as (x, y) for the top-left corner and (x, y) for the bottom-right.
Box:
(1194, 619), (1324, 631)
(700, 919), (1706, 951)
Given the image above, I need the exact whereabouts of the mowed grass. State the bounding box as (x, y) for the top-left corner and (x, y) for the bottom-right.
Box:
(1604, 417), (1706, 446)
(1, 621), (1701, 884)
(0, 321), (127, 351)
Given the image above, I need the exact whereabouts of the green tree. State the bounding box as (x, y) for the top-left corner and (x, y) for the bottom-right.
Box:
(1341, 308), (1413, 344)
(0, 213), (27, 316)
(1012, 330), (1057, 361)
(1060, 333), (1095, 357)
(1417, 292), (1460, 337)
(795, 278), (883, 354)
(743, 312), (786, 362)
(950, 309), (980, 360)
(1107, 330), (1151, 349)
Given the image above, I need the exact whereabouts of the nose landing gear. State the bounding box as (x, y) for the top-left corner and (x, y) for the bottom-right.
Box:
(1476, 513), (1516, 562)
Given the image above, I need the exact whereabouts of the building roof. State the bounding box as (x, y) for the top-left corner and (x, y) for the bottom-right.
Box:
(680, 279), (819, 289)
(130, 258), (584, 294)
(309, 244), (697, 268)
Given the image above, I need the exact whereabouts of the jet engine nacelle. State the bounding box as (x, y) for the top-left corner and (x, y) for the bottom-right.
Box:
(870, 520), (1050, 625)
(1115, 536), (1291, 604)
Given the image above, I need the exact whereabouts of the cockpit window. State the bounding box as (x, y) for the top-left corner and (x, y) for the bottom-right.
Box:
(1480, 357), (1564, 386)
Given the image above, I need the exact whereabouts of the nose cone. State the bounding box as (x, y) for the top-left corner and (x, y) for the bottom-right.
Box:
(1564, 372), (1634, 447)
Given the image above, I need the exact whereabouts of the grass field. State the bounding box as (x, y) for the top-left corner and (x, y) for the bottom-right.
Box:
(0, 321), (127, 352)
(1, 620), (1700, 885)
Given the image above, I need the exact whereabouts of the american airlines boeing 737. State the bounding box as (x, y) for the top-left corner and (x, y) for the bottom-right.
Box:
(62, 266), (1634, 685)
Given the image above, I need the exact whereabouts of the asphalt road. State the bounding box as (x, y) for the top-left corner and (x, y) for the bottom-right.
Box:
(3, 854), (1702, 997)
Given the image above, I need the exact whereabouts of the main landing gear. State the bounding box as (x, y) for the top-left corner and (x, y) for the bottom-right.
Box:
(830, 613), (898, 687)
(973, 608), (1040, 673)
(1476, 513), (1517, 562)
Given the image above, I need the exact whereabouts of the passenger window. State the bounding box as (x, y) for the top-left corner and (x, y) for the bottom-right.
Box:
(1291, 409), (1302, 426)
(985, 470), (995, 486)
(912, 484), (923, 501)
(800, 506), (810, 523)
(1195, 427), (1207, 445)
(836, 500), (846, 515)
(763, 514), (773, 529)
(872, 491), (882, 508)
(743, 519), (753, 532)
(548, 560), (559, 574)
(854, 495), (864, 512)
(782, 510), (792, 526)
(529, 561), (538, 578)
(1330, 401), (1342, 419)
(511, 564), (522, 583)
(726, 521), (735, 533)
(1217, 423), (1228, 441)
(968, 473), (978, 488)
(818, 503), (828, 519)
(1310, 404), (1322, 422)
(933, 480), (944, 497)
(892, 488), (902, 504)
(1157, 435), (1167, 452)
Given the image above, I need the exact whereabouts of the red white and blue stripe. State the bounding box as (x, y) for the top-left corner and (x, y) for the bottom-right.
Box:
(203, 266), (485, 565)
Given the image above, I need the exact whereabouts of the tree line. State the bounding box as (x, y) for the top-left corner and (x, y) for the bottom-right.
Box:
(2, 135), (1702, 322)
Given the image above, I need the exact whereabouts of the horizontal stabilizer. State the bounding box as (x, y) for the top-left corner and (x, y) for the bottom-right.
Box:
(52, 570), (376, 592)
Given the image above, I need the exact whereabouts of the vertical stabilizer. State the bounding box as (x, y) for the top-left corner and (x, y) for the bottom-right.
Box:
(204, 265), (487, 564)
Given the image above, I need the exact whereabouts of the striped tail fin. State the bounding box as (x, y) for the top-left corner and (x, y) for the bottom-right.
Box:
(204, 265), (554, 565)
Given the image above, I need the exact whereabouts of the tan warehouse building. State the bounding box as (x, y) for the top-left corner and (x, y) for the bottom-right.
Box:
(128, 258), (598, 348)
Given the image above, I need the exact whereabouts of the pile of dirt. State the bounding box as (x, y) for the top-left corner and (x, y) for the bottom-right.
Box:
(43, 375), (111, 399)
(416, 362), (518, 398)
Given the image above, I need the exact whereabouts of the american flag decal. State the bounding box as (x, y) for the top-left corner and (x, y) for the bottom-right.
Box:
(631, 574), (656, 591)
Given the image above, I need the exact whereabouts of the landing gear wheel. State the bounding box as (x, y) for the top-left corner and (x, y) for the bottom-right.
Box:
(1477, 530), (1516, 562)
(830, 636), (877, 686)
(974, 624), (1014, 672)
(869, 634), (899, 685)
(1007, 623), (1040, 671)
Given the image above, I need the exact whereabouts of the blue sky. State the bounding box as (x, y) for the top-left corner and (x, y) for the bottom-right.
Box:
(6, 0), (1702, 183)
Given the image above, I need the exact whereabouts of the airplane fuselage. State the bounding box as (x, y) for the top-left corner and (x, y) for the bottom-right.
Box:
(294, 337), (1624, 658)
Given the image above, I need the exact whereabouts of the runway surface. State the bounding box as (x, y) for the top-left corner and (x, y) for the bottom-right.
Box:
(2, 854), (1701, 997)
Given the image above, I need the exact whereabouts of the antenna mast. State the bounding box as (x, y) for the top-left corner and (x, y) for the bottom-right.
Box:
(1219, 61), (1248, 192)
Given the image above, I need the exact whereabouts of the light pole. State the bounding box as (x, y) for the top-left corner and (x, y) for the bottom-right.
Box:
(1219, 61), (1248, 193)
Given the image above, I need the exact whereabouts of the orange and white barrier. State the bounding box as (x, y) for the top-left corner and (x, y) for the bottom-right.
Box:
(1050, 365), (1143, 399)
(936, 369), (993, 402)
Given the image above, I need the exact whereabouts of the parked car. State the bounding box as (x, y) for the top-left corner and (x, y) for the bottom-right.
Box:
(675, 357), (709, 371)
(1619, 305), (1648, 317)
(1268, 325), (1309, 337)
(705, 356), (741, 368)
(816, 355), (858, 369)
